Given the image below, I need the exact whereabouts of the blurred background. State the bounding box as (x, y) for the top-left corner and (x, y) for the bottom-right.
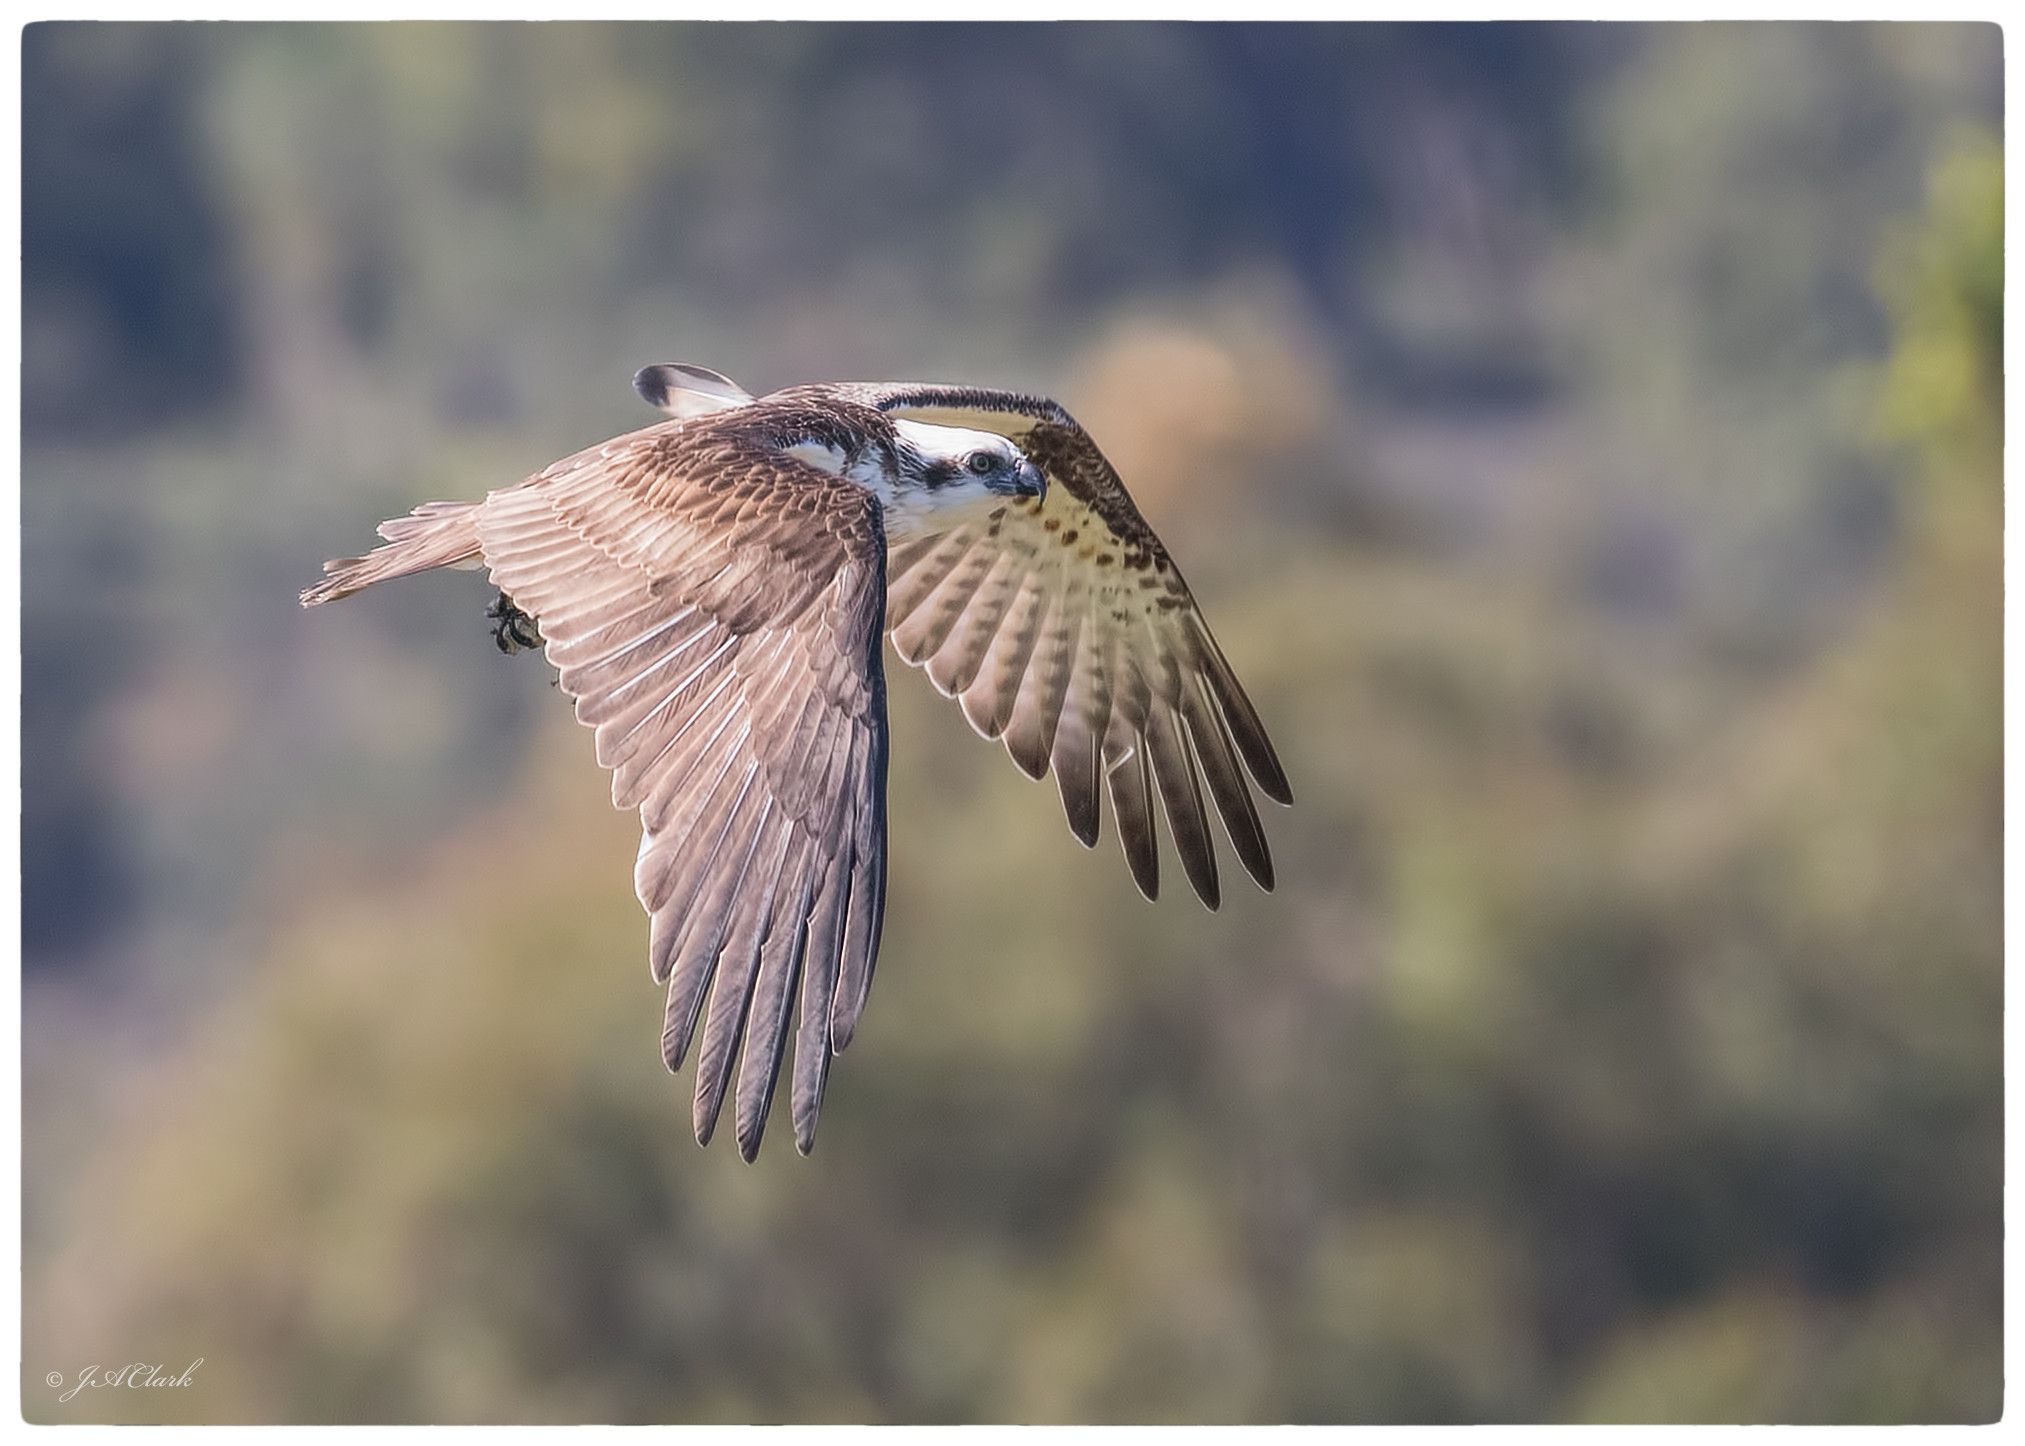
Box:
(19, 21), (2001, 1424)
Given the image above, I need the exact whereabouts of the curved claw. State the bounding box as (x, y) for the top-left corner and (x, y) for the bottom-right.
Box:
(486, 590), (543, 654)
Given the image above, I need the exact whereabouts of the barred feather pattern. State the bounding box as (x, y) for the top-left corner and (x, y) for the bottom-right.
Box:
(817, 384), (1293, 909)
(472, 414), (892, 1161)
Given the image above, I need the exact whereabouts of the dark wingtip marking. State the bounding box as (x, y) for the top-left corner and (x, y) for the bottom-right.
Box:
(1066, 807), (1100, 849)
(633, 365), (677, 409)
(1005, 738), (1051, 782)
(1122, 837), (1158, 901)
(1234, 716), (1293, 806)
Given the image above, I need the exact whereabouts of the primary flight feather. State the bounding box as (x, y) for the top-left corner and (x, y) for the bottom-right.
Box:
(301, 364), (1291, 1160)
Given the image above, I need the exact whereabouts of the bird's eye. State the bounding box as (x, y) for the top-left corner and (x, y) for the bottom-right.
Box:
(965, 450), (998, 476)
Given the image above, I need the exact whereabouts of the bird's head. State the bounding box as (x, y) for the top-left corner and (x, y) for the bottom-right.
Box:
(868, 419), (1047, 537)
(730, 389), (1047, 538)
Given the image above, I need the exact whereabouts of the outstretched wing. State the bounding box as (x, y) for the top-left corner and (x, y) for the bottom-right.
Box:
(476, 421), (889, 1160)
(815, 383), (1291, 910)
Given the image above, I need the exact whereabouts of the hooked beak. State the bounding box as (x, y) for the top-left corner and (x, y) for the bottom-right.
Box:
(990, 457), (1048, 505)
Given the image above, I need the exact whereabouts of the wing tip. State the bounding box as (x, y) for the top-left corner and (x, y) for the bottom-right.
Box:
(1231, 723), (1292, 806)
(1232, 834), (1276, 894)
(661, 994), (698, 1073)
(634, 362), (755, 417)
(1057, 769), (1102, 849)
(1005, 734), (1052, 782)
(693, 1084), (730, 1150)
(793, 1079), (825, 1155)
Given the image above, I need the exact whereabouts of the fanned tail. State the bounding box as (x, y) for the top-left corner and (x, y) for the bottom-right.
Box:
(299, 500), (483, 606)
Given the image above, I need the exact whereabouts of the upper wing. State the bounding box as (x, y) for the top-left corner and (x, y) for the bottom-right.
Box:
(475, 421), (889, 1160)
(816, 383), (1292, 909)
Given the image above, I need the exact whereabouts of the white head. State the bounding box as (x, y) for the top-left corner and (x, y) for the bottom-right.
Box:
(843, 418), (1047, 537)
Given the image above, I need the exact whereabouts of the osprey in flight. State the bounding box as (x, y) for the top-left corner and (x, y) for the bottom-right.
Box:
(302, 365), (1291, 1159)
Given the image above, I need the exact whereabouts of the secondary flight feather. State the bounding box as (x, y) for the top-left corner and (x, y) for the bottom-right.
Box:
(301, 364), (1291, 1160)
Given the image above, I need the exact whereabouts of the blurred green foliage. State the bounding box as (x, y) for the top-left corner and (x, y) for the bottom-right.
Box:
(21, 22), (2000, 1423)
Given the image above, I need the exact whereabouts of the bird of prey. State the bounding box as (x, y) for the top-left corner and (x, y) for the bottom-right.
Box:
(301, 364), (1291, 1160)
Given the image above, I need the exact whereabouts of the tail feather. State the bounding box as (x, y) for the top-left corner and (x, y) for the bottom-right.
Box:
(300, 500), (483, 607)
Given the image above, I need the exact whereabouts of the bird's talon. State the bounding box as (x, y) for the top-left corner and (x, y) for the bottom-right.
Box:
(486, 592), (542, 654)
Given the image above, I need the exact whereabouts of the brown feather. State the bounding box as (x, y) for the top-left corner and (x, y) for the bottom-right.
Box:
(693, 809), (796, 1145)
(892, 536), (997, 664)
(926, 547), (1021, 697)
(886, 527), (978, 629)
(1147, 700), (1219, 910)
(1180, 672), (1274, 891)
(833, 381), (1289, 908)
(1002, 589), (1077, 778)
(961, 569), (1049, 740)
(1107, 730), (1159, 902)
(734, 828), (820, 1160)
